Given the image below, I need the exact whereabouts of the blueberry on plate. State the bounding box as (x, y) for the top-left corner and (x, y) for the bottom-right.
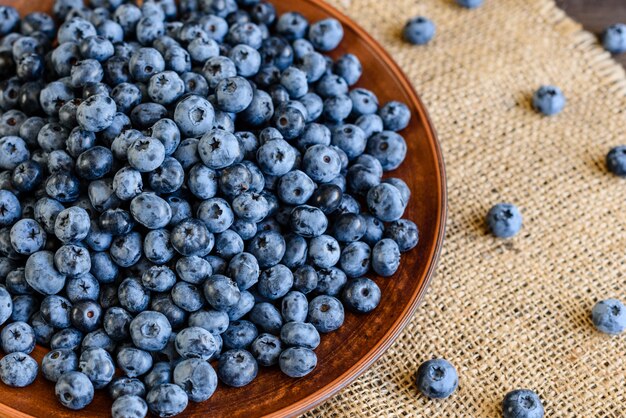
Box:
(415, 358), (458, 399)
(342, 277), (381, 313)
(146, 383), (189, 417)
(0, 352), (38, 387)
(130, 311), (172, 352)
(603, 23), (626, 54)
(532, 85), (565, 116)
(279, 347), (317, 378)
(307, 295), (344, 333)
(217, 349), (258, 387)
(175, 326), (218, 360)
(486, 203), (523, 238)
(403, 17), (435, 45)
(502, 389), (544, 418)
(0, 321), (35, 354)
(250, 333), (282, 367)
(591, 298), (626, 334)
(78, 347), (115, 389)
(111, 395), (148, 418)
(173, 358), (218, 402)
(606, 145), (626, 176)
(280, 321), (320, 349)
(42, 349), (78, 382)
(308, 18), (343, 51)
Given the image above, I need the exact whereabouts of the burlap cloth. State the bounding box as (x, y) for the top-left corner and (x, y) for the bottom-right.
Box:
(305, 0), (626, 416)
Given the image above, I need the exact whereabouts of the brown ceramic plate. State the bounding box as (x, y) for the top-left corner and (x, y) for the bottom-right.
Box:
(1, 0), (446, 416)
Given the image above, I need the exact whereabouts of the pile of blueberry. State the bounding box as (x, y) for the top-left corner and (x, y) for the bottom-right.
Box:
(0, 0), (422, 416)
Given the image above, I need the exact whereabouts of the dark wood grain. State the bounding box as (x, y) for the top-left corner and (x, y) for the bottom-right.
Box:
(1, 1), (447, 417)
(557, 0), (626, 66)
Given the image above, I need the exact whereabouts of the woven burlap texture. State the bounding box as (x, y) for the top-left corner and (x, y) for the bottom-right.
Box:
(305, 0), (626, 416)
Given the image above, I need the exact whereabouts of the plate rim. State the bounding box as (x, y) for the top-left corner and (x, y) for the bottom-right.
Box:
(264, 1), (448, 417)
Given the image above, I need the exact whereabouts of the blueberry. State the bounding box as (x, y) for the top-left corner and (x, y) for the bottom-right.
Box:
(276, 12), (309, 41)
(308, 234), (340, 269)
(110, 232), (143, 267)
(116, 347), (153, 377)
(204, 274), (241, 311)
(279, 347), (317, 378)
(403, 17), (436, 45)
(308, 183), (343, 214)
(198, 128), (241, 169)
(171, 281), (204, 312)
(342, 277), (381, 313)
(248, 230), (286, 269)
(323, 94), (352, 122)
(241, 89), (274, 126)
(307, 295), (344, 333)
(81, 329), (115, 353)
(486, 203), (523, 238)
(75, 93), (116, 132)
(217, 349), (258, 387)
(173, 358), (218, 402)
(0, 352), (38, 388)
(188, 309), (229, 335)
(129, 47), (164, 82)
(197, 198), (235, 233)
(54, 244), (91, 277)
(281, 290), (309, 322)
(9, 218), (46, 255)
(606, 145), (626, 176)
(382, 219), (417, 252)
(170, 218), (214, 257)
(202, 56), (237, 89)
(175, 326), (218, 360)
(11, 294), (38, 323)
(144, 229), (175, 265)
(50, 328), (83, 350)
(300, 92), (324, 122)
(301, 144), (342, 183)
(112, 395), (148, 418)
(416, 358), (458, 399)
(146, 383), (188, 417)
(70, 300), (102, 333)
(42, 349), (78, 382)
(25, 251), (66, 295)
(222, 319), (259, 350)
(131, 103), (168, 129)
(277, 170), (315, 205)
(249, 302), (283, 334)
(333, 53), (362, 86)
(109, 377), (146, 399)
(103, 306), (133, 340)
(148, 71), (185, 105)
(592, 298), (626, 334)
(227, 252), (260, 290)
(257, 264), (293, 300)
(78, 347), (114, 389)
(30, 311), (54, 345)
(0, 6), (20, 36)
(367, 183), (406, 222)
(502, 389), (544, 418)
(1, 321), (35, 354)
(144, 362), (172, 391)
(175, 256), (212, 285)
(308, 18), (343, 51)
(250, 333), (282, 366)
(339, 242), (371, 278)
(603, 23), (626, 54)
(215, 76), (254, 113)
(130, 311), (172, 351)
(256, 139), (297, 177)
(532, 85), (565, 116)
(281, 234), (308, 269)
(371, 238), (401, 277)
(280, 321), (320, 349)
(129, 193), (172, 230)
(0, 136), (30, 171)
(290, 205), (328, 238)
(31, 188), (68, 227)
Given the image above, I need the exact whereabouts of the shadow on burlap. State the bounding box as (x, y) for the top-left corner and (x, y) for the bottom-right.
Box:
(307, 0), (626, 416)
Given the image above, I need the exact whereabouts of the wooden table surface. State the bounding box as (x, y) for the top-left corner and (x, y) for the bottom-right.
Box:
(557, 0), (626, 66)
